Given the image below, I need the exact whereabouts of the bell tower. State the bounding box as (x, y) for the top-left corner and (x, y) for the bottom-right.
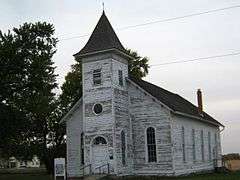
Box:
(74, 11), (133, 174)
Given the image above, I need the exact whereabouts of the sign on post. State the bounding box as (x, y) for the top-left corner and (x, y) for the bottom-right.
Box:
(54, 158), (66, 180)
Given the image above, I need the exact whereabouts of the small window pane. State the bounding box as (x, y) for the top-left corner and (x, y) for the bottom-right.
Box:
(118, 70), (123, 86)
(93, 69), (101, 85)
(146, 127), (157, 162)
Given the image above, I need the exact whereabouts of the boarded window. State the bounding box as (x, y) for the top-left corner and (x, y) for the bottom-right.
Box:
(201, 130), (204, 161)
(121, 131), (126, 165)
(208, 132), (212, 160)
(182, 126), (186, 162)
(93, 69), (101, 85)
(118, 70), (123, 86)
(192, 129), (196, 161)
(146, 127), (157, 162)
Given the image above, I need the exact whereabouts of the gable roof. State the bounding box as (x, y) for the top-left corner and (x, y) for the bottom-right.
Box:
(129, 76), (224, 127)
(74, 11), (126, 57)
(59, 98), (82, 124)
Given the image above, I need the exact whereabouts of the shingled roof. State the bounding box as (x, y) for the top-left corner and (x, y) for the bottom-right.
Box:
(74, 11), (126, 57)
(129, 76), (223, 127)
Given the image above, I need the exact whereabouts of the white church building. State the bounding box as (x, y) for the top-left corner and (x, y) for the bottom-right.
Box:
(61, 11), (224, 179)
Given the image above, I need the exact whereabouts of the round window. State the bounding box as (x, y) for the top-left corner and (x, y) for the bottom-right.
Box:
(93, 103), (103, 114)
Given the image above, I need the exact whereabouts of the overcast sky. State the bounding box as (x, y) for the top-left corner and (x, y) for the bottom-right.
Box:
(1, 0), (239, 154)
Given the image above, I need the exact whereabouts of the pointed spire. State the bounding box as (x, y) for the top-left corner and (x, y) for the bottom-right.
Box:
(74, 11), (126, 57)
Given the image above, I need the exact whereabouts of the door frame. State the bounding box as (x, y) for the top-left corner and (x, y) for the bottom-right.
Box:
(90, 135), (109, 171)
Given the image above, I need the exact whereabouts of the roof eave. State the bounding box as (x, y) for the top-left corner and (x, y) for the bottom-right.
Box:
(59, 97), (82, 124)
(173, 111), (224, 127)
(74, 48), (134, 61)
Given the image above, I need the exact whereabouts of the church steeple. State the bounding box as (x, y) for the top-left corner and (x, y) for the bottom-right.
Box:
(74, 11), (127, 57)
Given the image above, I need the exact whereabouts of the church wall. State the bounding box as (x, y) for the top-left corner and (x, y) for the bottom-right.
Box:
(66, 104), (83, 178)
(172, 114), (222, 175)
(128, 82), (174, 175)
(111, 58), (133, 175)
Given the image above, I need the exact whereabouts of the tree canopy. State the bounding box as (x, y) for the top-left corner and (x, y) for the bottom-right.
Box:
(0, 22), (60, 171)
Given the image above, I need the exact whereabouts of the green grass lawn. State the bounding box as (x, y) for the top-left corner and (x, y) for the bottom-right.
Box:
(103, 171), (240, 180)
(0, 171), (239, 180)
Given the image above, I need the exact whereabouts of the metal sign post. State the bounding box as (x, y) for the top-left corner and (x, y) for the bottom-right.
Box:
(54, 158), (66, 180)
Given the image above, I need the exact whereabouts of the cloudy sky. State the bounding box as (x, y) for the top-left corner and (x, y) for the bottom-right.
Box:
(1, 0), (239, 154)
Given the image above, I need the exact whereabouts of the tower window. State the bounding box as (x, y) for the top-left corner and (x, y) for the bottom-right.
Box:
(93, 69), (101, 85)
(118, 70), (123, 86)
(146, 127), (157, 162)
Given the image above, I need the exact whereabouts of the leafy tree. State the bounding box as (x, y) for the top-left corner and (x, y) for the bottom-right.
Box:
(60, 49), (149, 109)
(60, 63), (82, 112)
(0, 22), (59, 172)
(126, 49), (149, 79)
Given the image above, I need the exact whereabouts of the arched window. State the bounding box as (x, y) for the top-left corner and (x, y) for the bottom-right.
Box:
(146, 127), (157, 162)
(93, 136), (107, 145)
(121, 131), (126, 165)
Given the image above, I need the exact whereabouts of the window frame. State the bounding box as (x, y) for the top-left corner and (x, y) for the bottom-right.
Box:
(182, 126), (186, 162)
(192, 129), (196, 162)
(93, 68), (102, 86)
(92, 103), (103, 115)
(208, 132), (212, 161)
(201, 130), (204, 162)
(145, 127), (157, 163)
(118, 70), (123, 86)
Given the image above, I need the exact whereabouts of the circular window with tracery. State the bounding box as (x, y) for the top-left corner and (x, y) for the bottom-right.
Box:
(93, 103), (103, 115)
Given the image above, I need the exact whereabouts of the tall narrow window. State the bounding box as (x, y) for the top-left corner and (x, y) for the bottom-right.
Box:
(201, 130), (204, 161)
(208, 132), (212, 160)
(182, 126), (186, 162)
(214, 133), (218, 160)
(118, 70), (123, 86)
(146, 127), (157, 162)
(80, 133), (84, 165)
(192, 129), (196, 161)
(121, 131), (126, 165)
(93, 69), (101, 85)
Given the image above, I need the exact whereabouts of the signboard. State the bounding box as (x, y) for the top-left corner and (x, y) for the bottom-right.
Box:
(54, 158), (66, 180)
